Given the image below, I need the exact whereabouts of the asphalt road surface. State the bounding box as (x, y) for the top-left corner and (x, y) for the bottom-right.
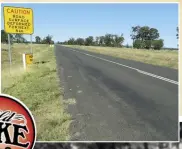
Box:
(55, 45), (178, 141)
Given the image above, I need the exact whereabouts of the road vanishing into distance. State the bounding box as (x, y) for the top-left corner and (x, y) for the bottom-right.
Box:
(55, 45), (178, 141)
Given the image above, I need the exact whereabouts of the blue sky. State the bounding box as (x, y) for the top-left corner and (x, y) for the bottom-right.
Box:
(1, 3), (178, 48)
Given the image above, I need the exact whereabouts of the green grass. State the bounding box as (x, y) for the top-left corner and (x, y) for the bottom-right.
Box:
(2, 43), (74, 141)
(65, 45), (178, 69)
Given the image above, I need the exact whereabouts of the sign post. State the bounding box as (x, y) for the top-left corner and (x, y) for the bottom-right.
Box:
(30, 34), (33, 53)
(3, 6), (34, 70)
(8, 34), (12, 69)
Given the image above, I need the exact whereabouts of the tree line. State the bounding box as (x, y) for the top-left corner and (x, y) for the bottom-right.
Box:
(2, 26), (178, 50)
(59, 34), (125, 48)
(60, 26), (179, 50)
(1, 29), (54, 45)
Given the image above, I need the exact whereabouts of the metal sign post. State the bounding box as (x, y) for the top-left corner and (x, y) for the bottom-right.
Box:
(8, 34), (12, 69)
(30, 34), (33, 53)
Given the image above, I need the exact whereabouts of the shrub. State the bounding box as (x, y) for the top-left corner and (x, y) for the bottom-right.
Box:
(133, 40), (142, 49)
(152, 39), (164, 50)
(144, 40), (152, 49)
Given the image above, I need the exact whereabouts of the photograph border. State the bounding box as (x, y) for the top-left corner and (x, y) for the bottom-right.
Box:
(0, 1), (180, 143)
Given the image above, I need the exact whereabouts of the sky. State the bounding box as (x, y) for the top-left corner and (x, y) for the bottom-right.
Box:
(1, 3), (178, 48)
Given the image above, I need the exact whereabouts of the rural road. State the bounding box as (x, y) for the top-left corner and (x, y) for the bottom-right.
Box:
(55, 45), (178, 141)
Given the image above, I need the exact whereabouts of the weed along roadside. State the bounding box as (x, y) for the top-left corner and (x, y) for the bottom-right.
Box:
(2, 44), (73, 141)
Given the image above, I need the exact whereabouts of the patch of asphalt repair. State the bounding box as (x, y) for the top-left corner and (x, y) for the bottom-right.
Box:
(54, 45), (178, 141)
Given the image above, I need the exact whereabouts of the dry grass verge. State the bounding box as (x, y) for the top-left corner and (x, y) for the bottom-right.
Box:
(65, 45), (178, 69)
(2, 43), (74, 141)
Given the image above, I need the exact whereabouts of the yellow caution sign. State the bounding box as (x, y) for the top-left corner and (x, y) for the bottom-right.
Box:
(25, 54), (33, 64)
(23, 53), (33, 70)
(3, 6), (34, 34)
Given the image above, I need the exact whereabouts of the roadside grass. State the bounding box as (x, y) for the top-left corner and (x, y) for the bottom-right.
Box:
(64, 45), (178, 69)
(2, 43), (74, 141)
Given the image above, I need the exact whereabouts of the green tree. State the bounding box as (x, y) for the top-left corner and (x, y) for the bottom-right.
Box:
(99, 36), (105, 45)
(113, 34), (124, 47)
(133, 40), (142, 49)
(15, 34), (26, 43)
(1, 30), (14, 43)
(176, 27), (179, 39)
(63, 41), (68, 45)
(130, 26), (141, 46)
(126, 44), (130, 48)
(76, 38), (85, 45)
(137, 26), (159, 41)
(152, 39), (164, 50)
(104, 34), (113, 47)
(177, 27), (179, 49)
(131, 26), (160, 49)
(149, 28), (159, 40)
(85, 36), (94, 46)
(68, 38), (75, 45)
(143, 40), (152, 49)
(35, 36), (41, 43)
(42, 35), (53, 44)
(138, 26), (150, 41)
(22, 38), (27, 43)
(1, 29), (8, 43)
(95, 36), (100, 46)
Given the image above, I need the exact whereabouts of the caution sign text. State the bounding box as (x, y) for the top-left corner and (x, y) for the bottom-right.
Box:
(3, 6), (34, 34)
(25, 54), (33, 65)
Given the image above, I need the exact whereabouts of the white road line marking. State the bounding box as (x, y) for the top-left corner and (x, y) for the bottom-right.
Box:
(64, 47), (178, 85)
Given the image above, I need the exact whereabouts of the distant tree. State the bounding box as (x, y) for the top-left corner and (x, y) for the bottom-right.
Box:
(130, 26), (141, 46)
(85, 36), (94, 46)
(57, 41), (64, 44)
(15, 34), (22, 43)
(126, 44), (130, 48)
(14, 34), (26, 43)
(22, 38), (27, 43)
(113, 34), (124, 47)
(95, 36), (100, 46)
(176, 27), (179, 39)
(99, 36), (105, 45)
(41, 35), (54, 44)
(68, 38), (75, 45)
(177, 27), (179, 49)
(43, 35), (53, 44)
(35, 36), (41, 43)
(104, 34), (113, 47)
(76, 38), (85, 45)
(63, 41), (68, 45)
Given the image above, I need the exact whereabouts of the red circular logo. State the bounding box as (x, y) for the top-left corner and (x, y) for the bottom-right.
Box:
(0, 94), (36, 149)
